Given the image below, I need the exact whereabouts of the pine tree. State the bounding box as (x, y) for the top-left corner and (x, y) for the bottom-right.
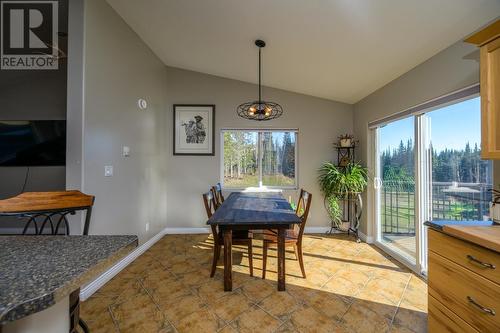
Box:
(281, 132), (295, 178)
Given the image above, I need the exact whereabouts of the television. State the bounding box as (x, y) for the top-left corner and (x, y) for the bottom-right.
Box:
(0, 121), (66, 166)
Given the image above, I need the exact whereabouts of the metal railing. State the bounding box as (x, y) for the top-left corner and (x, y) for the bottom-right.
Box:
(381, 180), (492, 235)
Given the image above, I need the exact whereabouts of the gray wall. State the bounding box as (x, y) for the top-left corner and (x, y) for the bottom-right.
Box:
(82, 0), (169, 244)
(165, 66), (353, 229)
(78, 2), (494, 242)
(77, 1), (353, 243)
(353, 41), (483, 237)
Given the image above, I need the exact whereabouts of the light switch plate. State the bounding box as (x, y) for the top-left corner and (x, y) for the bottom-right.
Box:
(122, 146), (130, 157)
(104, 165), (113, 177)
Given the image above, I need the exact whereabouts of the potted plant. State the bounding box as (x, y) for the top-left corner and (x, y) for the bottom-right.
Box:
(337, 134), (356, 147)
(318, 162), (368, 230)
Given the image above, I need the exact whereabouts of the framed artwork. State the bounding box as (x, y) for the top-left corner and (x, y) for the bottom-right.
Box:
(173, 104), (215, 155)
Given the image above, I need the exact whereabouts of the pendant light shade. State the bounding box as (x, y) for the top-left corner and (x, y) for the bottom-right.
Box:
(237, 40), (283, 121)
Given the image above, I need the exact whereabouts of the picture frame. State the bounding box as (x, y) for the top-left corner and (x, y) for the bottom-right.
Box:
(173, 104), (215, 156)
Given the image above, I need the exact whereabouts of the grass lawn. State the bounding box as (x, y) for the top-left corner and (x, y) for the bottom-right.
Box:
(381, 190), (484, 234)
(224, 174), (295, 188)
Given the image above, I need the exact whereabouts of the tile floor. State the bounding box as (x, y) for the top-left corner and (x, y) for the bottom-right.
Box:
(81, 234), (427, 333)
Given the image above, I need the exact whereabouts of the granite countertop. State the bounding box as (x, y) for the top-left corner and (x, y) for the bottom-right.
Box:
(425, 220), (500, 253)
(0, 235), (138, 324)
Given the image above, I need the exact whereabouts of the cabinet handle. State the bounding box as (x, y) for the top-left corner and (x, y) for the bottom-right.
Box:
(467, 296), (496, 315)
(466, 255), (496, 269)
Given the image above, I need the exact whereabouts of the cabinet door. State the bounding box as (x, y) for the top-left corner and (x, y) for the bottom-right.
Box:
(481, 37), (500, 159)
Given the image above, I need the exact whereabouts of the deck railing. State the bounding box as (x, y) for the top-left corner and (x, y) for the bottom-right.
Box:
(381, 180), (492, 235)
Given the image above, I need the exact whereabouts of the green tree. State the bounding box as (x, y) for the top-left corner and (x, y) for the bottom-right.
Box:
(282, 132), (295, 178)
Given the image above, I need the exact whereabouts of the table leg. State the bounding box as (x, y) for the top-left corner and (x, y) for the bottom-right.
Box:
(69, 288), (89, 333)
(83, 207), (93, 235)
(277, 228), (286, 291)
(223, 228), (233, 291)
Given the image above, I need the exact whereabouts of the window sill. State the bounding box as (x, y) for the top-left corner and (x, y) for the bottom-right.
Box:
(222, 186), (298, 192)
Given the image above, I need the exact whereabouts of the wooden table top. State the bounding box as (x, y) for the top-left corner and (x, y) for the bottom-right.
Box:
(207, 192), (301, 226)
(0, 191), (94, 214)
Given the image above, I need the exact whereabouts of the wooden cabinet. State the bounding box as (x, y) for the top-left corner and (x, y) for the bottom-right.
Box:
(428, 229), (500, 332)
(428, 295), (479, 333)
(465, 20), (500, 159)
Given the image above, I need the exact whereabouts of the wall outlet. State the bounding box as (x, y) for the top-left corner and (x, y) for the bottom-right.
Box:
(104, 165), (113, 177)
(145, 222), (150, 232)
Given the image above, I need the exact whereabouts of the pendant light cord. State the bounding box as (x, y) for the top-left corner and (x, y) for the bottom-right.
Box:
(236, 39), (283, 121)
(258, 47), (262, 104)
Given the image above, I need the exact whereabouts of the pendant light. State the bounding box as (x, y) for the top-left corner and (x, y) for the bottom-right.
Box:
(237, 40), (283, 121)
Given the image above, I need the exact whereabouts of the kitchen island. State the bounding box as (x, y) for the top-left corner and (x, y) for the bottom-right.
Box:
(424, 220), (500, 332)
(0, 235), (138, 333)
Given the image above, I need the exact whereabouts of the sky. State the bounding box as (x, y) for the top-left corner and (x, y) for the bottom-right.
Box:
(379, 97), (480, 153)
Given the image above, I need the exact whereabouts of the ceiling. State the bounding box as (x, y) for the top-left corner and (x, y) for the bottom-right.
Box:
(106, 0), (500, 104)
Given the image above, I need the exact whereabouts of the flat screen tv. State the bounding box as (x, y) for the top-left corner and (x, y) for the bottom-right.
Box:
(0, 120), (66, 166)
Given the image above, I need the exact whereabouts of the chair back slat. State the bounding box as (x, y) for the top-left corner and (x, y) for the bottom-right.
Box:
(203, 191), (219, 245)
(212, 183), (225, 208)
(203, 191), (216, 218)
(295, 189), (312, 240)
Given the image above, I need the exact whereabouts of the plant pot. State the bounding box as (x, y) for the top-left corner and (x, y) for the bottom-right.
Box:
(339, 138), (352, 147)
(340, 221), (350, 231)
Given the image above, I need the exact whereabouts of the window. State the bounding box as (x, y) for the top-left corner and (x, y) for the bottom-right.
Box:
(221, 129), (298, 189)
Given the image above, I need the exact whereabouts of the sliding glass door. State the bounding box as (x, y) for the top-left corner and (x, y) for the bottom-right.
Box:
(376, 117), (417, 264)
(427, 97), (492, 223)
(373, 95), (492, 273)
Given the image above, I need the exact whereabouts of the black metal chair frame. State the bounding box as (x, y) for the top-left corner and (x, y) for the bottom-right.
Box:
(0, 205), (93, 235)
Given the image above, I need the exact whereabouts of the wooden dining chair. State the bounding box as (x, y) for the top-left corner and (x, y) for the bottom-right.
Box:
(261, 189), (312, 279)
(211, 183), (224, 208)
(203, 191), (253, 277)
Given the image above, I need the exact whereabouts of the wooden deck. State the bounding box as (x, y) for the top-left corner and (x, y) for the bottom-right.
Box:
(383, 234), (416, 259)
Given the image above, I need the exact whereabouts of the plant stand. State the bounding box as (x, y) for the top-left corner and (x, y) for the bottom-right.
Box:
(321, 143), (365, 242)
(335, 145), (355, 167)
(326, 193), (363, 242)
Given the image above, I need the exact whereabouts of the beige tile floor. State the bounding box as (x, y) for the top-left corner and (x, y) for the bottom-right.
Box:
(81, 234), (427, 333)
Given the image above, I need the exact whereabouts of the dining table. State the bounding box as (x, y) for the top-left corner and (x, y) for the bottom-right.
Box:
(207, 191), (301, 291)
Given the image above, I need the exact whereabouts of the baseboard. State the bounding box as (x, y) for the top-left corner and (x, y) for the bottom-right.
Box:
(164, 227), (210, 234)
(79, 228), (166, 301)
(358, 230), (374, 243)
(304, 226), (331, 234)
(165, 226), (334, 234)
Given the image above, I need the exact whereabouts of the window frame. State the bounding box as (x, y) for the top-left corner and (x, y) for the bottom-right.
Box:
(220, 128), (299, 190)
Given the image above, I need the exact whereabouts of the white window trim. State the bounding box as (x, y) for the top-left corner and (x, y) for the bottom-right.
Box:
(220, 128), (299, 191)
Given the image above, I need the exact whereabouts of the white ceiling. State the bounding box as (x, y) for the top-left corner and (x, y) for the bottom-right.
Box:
(106, 0), (500, 104)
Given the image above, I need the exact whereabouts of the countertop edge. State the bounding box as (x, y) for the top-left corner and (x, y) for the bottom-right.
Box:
(425, 222), (500, 253)
(442, 225), (500, 253)
(0, 236), (138, 324)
